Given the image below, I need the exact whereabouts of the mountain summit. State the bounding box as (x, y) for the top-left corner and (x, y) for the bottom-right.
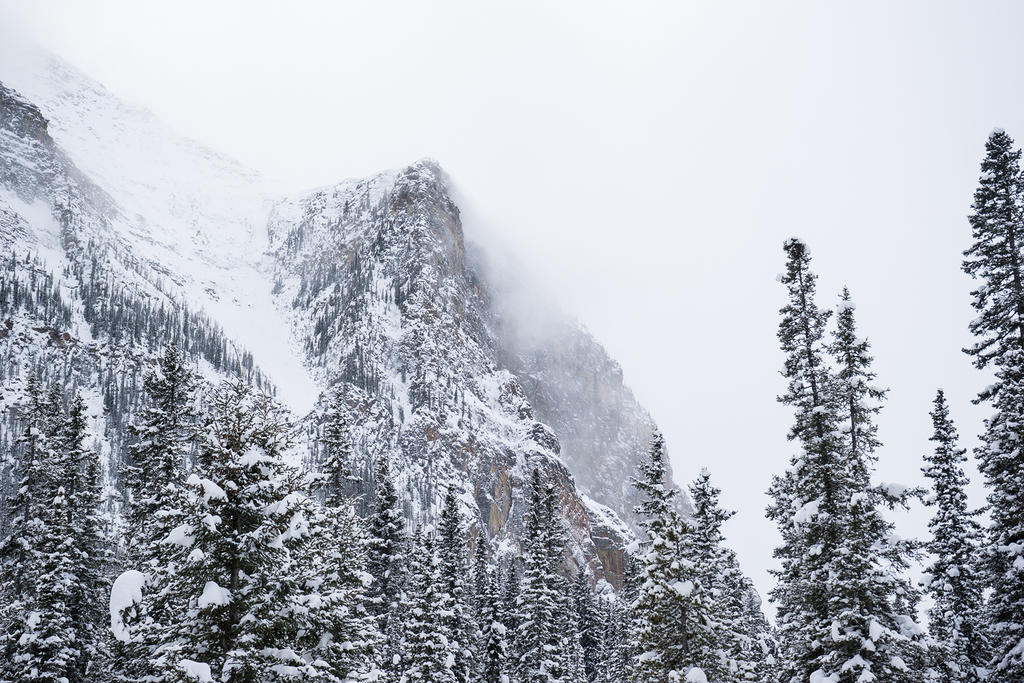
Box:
(0, 47), (680, 583)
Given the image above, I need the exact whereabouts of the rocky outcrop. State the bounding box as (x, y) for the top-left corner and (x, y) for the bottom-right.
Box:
(3, 55), (650, 585)
(269, 160), (637, 582)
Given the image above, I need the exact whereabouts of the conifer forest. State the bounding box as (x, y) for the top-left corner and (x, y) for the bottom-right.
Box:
(2, 4), (1024, 682)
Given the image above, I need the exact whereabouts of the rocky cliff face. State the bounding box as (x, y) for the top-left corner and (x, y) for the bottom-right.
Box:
(0, 50), (677, 585)
(497, 311), (688, 529)
(265, 161), (639, 578)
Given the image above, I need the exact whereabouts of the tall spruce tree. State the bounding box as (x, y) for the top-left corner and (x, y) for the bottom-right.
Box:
(690, 468), (774, 682)
(366, 453), (407, 678)
(0, 376), (50, 678)
(320, 385), (356, 507)
(116, 345), (200, 683)
(400, 526), (456, 683)
(475, 558), (510, 683)
(515, 467), (572, 682)
(63, 393), (114, 681)
(628, 431), (715, 682)
(766, 238), (845, 683)
(472, 531), (491, 621)
(572, 570), (603, 681)
(294, 494), (383, 680)
(825, 287), (925, 682)
(770, 244), (925, 681)
(501, 557), (521, 638)
(612, 552), (638, 680)
(2, 383), (112, 682)
(962, 128), (1024, 677)
(438, 491), (477, 682)
(922, 389), (989, 682)
(17, 486), (80, 683)
(122, 343), (199, 565)
(595, 597), (627, 683)
(735, 579), (778, 683)
(829, 288), (884, 483)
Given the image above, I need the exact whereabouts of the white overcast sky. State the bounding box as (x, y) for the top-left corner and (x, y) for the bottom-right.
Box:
(3, 0), (1021, 610)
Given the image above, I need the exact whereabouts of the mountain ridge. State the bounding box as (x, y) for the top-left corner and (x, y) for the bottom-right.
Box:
(0, 47), (684, 584)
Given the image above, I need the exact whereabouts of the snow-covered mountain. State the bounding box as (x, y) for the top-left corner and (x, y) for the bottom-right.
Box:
(0, 46), (680, 583)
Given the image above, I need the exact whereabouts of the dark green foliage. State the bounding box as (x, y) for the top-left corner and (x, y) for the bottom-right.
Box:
(400, 527), (455, 683)
(438, 491), (477, 682)
(768, 241), (923, 682)
(962, 128), (1024, 678)
(628, 432), (715, 682)
(922, 390), (989, 681)
(515, 468), (574, 682)
(0, 380), (112, 683)
(366, 453), (407, 677)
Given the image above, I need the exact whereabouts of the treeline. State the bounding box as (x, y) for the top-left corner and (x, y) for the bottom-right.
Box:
(0, 342), (777, 682)
(0, 250), (267, 387)
(0, 247), (271, 520)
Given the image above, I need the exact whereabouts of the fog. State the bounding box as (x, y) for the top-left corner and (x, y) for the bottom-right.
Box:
(4, 0), (1022, 614)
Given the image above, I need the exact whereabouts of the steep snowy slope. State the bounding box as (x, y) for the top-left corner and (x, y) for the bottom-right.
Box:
(0, 81), (272, 538)
(0, 46), (684, 583)
(265, 161), (636, 576)
(0, 43), (317, 412)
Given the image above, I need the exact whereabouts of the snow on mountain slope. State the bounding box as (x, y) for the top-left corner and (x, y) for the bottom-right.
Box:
(0, 41), (317, 413)
(0, 46), (690, 582)
(264, 160), (649, 577)
(0, 44), (270, 269)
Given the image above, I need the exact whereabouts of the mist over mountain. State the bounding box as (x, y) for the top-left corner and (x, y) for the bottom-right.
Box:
(0, 33), (789, 683)
(0, 44), (689, 584)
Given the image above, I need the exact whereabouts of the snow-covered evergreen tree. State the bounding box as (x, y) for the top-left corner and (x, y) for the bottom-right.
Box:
(500, 557), (521, 639)
(114, 345), (201, 682)
(320, 384), (357, 507)
(475, 553), (510, 683)
(825, 287), (925, 682)
(829, 287), (885, 483)
(63, 393), (114, 681)
(515, 467), (573, 682)
(122, 343), (199, 565)
(735, 578), (777, 683)
(628, 431), (714, 682)
(610, 552), (638, 681)
(922, 389), (989, 682)
(962, 128), (1024, 678)
(1, 383), (112, 682)
(594, 597), (626, 683)
(294, 496), (383, 680)
(438, 491), (477, 682)
(769, 243), (925, 682)
(401, 526), (456, 683)
(472, 530), (491, 620)
(572, 570), (603, 681)
(120, 379), (364, 681)
(767, 238), (845, 683)
(16, 486), (80, 682)
(366, 452), (408, 678)
(0, 376), (50, 678)
(689, 468), (774, 682)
